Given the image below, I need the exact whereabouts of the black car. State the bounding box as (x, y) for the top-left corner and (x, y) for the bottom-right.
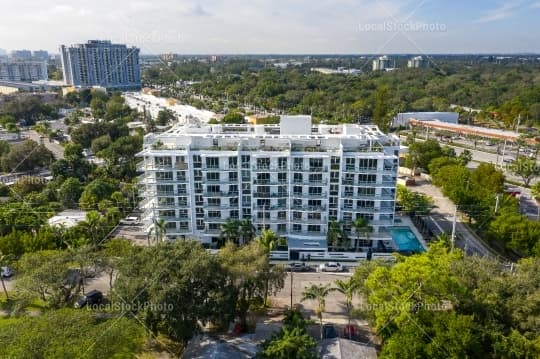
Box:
(75, 290), (103, 309)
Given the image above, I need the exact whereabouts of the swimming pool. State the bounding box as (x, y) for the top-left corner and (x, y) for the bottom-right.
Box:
(390, 227), (425, 252)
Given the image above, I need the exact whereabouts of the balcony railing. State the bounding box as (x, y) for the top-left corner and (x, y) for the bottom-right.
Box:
(292, 166), (328, 172)
(291, 205), (326, 211)
(292, 179), (328, 185)
(202, 165), (238, 171)
(253, 205), (288, 210)
(252, 179), (288, 185)
(204, 191), (239, 197)
(252, 166), (289, 172)
(253, 192), (288, 198)
(291, 192), (327, 198)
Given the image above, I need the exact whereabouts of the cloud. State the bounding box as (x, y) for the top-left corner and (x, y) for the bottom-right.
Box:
(475, 0), (533, 23)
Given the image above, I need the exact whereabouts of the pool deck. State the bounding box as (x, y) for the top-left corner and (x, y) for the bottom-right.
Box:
(394, 216), (428, 250)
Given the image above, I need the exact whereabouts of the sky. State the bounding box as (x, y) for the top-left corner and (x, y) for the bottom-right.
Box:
(1, 0), (540, 54)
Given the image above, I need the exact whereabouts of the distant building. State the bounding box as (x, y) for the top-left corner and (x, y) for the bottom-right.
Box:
(0, 59), (48, 82)
(0, 49), (7, 57)
(311, 67), (362, 75)
(408, 56), (427, 68)
(60, 40), (141, 90)
(372, 55), (390, 71)
(392, 112), (459, 128)
(33, 50), (49, 61)
(11, 50), (32, 60)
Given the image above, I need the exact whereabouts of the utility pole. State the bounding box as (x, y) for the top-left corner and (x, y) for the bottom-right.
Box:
(450, 205), (457, 251)
(290, 270), (293, 309)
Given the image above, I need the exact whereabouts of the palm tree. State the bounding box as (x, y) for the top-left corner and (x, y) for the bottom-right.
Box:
(220, 219), (239, 245)
(301, 283), (335, 340)
(327, 220), (342, 252)
(149, 218), (167, 244)
(256, 228), (278, 253)
(334, 278), (360, 334)
(0, 251), (11, 300)
(239, 219), (256, 245)
(352, 217), (373, 252)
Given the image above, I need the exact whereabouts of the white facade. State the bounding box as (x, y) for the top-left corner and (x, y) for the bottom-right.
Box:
(138, 116), (400, 252)
(407, 56), (427, 68)
(372, 56), (390, 71)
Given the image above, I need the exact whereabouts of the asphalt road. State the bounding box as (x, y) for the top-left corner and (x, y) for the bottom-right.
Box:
(25, 129), (65, 160)
(409, 180), (500, 259)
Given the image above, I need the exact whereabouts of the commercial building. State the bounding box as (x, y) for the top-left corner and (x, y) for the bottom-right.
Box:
(60, 40), (141, 90)
(32, 50), (49, 61)
(407, 56), (427, 68)
(392, 112), (459, 128)
(372, 55), (390, 71)
(138, 116), (400, 256)
(0, 59), (48, 82)
(11, 50), (32, 60)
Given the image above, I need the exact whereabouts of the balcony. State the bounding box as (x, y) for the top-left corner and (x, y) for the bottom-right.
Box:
(253, 204), (288, 210)
(292, 179), (328, 185)
(291, 217), (327, 224)
(292, 166), (328, 173)
(291, 192), (327, 199)
(340, 206), (377, 213)
(253, 192), (288, 198)
(252, 166), (289, 172)
(203, 204), (231, 209)
(252, 179), (288, 185)
(203, 191), (239, 197)
(204, 216), (230, 223)
(343, 167), (378, 173)
(252, 218), (287, 224)
(201, 165), (238, 171)
(291, 205), (326, 211)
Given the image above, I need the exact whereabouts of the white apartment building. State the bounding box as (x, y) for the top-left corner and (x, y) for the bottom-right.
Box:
(138, 116), (400, 256)
(372, 55), (390, 71)
(0, 59), (47, 82)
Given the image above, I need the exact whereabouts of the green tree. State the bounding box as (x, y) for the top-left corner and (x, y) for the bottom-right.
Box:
(352, 217), (373, 251)
(510, 156), (540, 186)
(0, 250), (11, 300)
(114, 241), (236, 346)
(301, 283), (335, 340)
(58, 177), (83, 208)
(220, 219), (239, 246)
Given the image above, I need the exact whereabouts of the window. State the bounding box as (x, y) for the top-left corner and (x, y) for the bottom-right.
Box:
(208, 210), (221, 218)
(278, 157), (287, 169)
(293, 186), (302, 195)
(207, 185), (220, 193)
(155, 156), (172, 167)
(241, 170), (250, 181)
(207, 172), (220, 182)
(257, 186), (270, 194)
(358, 158), (377, 169)
(278, 211), (287, 219)
(158, 197), (174, 206)
(308, 199), (322, 207)
(309, 158), (323, 169)
(293, 198), (302, 207)
(329, 197), (338, 208)
(343, 212), (352, 221)
(358, 187), (376, 196)
(177, 184), (187, 194)
(330, 184), (339, 195)
(358, 174), (376, 183)
(345, 158), (355, 170)
(293, 211), (302, 220)
(230, 197), (239, 206)
(229, 172), (238, 182)
(242, 196), (251, 205)
(343, 186), (353, 196)
(278, 198), (287, 207)
(293, 224), (302, 232)
(293, 173), (303, 183)
(307, 212), (321, 220)
(156, 172), (173, 181)
(177, 171), (186, 181)
(308, 187), (322, 195)
(178, 197), (188, 206)
(277, 223), (287, 233)
(344, 199), (353, 209)
(194, 182), (202, 191)
(230, 210), (239, 219)
(195, 195), (203, 205)
(229, 157), (238, 169)
(257, 211), (270, 219)
(257, 158), (270, 169)
(179, 222), (189, 230)
(357, 200), (375, 208)
(330, 171), (340, 183)
(196, 219), (204, 230)
(307, 225), (320, 233)
(179, 209), (188, 218)
(241, 155), (250, 168)
(208, 198), (221, 206)
(157, 184), (173, 194)
(293, 158), (303, 170)
(229, 184), (238, 194)
(206, 157), (219, 169)
(192, 155), (201, 168)
(193, 170), (202, 181)
(278, 172), (287, 182)
(257, 199), (270, 207)
(257, 173), (270, 182)
(165, 222), (176, 229)
(309, 173), (323, 183)
(159, 210), (175, 217)
(331, 156), (340, 167)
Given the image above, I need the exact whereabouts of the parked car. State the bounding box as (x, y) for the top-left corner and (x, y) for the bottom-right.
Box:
(119, 216), (140, 225)
(503, 158), (514, 163)
(1, 266), (13, 278)
(287, 262), (310, 272)
(318, 262), (343, 272)
(75, 290), (103, 309)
